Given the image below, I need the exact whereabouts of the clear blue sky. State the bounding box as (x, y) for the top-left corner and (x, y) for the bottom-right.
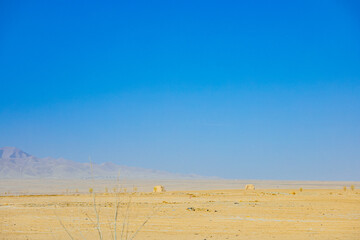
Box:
(1, 0), (359, 180)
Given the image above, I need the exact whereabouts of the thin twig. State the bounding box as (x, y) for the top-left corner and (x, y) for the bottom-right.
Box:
(89, 156), (103, 240)
(54, 209), (75, 240)
(129, 205), (163, 240)
(114, 200), (120, 240)
(125, 206), (130, 240)
(114, 169), (121, 240)
(106, 216), (115, 240)
(121, 197), (132, 240)
(85, 213), (96, 226)
(49, 226), (58, 240)
(78, 229), (87, 240)
(93, 192), (103, 240)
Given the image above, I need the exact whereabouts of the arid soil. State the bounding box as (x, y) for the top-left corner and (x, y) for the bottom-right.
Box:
(1, 188), (359, 240)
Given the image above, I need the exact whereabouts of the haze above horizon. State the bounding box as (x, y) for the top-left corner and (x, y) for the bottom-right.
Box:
(1, 0), (359, 181)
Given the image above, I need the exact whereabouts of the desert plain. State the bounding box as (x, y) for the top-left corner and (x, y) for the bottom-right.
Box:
(1, 179), (360, 240)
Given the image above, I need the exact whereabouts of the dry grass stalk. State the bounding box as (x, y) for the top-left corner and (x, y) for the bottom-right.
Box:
(92, 192), (103, 240)
(55, 158), (158, 240)
(129, 205), (163, 240)
(54, 208), (75, 240)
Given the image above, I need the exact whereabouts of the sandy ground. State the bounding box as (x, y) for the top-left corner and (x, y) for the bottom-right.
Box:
(1, 184), (360, 240)
(1, 179), (360, 195)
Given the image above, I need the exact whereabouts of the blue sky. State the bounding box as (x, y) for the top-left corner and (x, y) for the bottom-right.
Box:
(1, 0), (360, 180)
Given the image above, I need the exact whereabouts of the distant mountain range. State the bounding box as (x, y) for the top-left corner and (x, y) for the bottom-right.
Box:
(0, 147), (196, 179)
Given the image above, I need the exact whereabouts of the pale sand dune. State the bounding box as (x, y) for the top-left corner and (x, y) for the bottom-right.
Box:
(0, 180), (360, 239)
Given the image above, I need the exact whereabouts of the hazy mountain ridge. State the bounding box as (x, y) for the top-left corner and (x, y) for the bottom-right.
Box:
(0, 147), (194, 179)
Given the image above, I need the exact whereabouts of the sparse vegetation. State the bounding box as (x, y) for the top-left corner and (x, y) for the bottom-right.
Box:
(351, 185), (355, 191)
(343, 186), (347, 191)
(55, 161), (160, 240)
(54, 186), (161, 240)
(299, 187), (303, 192)
(2, 186), (360, 239)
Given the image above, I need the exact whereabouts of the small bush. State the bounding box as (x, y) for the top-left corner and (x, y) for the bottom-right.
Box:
(343, 186), (347, 191)
(299, 188), (303, 192)
(89, 188), (93, 194)
(351, 185), (355, 191)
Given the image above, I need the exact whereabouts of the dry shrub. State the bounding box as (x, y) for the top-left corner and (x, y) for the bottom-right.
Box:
(56, 158), (160, 240)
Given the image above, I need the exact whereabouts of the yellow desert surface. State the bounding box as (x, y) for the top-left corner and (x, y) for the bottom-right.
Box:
(1, 181), (360, 240)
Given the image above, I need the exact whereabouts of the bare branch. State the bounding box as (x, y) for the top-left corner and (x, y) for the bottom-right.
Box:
(54, 209), (75, 240)
(129, 205), (163, 240)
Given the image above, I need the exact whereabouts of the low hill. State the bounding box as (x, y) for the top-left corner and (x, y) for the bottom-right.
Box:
(0, 147), (192, 179)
